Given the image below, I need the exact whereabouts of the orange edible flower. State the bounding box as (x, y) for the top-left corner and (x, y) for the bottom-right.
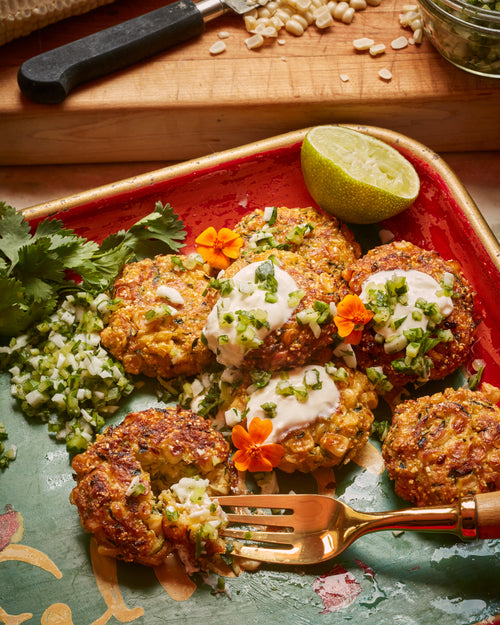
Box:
(195, 226), (243, 270)
(334, 293), (374, 345)
(231, 417), (285, 473)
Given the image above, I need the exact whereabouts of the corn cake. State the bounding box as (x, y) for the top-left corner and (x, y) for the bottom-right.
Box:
(382, 385), (500, 506)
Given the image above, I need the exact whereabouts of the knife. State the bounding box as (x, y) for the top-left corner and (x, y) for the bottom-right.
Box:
(17, 0), (257, 105)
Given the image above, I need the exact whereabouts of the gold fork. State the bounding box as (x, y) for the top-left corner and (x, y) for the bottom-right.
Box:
(215, 492), (500, 565)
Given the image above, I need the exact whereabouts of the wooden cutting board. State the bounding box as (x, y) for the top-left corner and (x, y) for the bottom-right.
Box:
(0, 0), (498, 165)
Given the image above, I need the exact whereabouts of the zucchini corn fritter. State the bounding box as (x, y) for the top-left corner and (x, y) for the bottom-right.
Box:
(100, 255), (213, 380)
(382, 385), (500, 506)
(234, 206), (361, 276)
(70, 407), (235, 572)
(343, 240), (477, 387)
(203, 249), (348, 371)
(222, 366), (378, 474)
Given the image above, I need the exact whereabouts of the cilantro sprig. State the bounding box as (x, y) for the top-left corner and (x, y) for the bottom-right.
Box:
(0, 201), (186, 337)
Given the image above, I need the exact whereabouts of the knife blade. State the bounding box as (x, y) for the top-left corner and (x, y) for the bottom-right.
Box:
(17, 0), (259, 105)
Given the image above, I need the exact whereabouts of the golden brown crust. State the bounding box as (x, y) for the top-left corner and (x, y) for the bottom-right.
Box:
(382, 386), (500, 506)
(100, 255), (214, 379)
(205, 249), (349, 371)
(342, 240), (477, 386)
(235, 206), (361, 276)
(70, 407), (234, 567)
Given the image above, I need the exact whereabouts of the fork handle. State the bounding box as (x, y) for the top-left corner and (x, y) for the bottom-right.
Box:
(352, 491), (500, 541)
(475, 492), (500, 539)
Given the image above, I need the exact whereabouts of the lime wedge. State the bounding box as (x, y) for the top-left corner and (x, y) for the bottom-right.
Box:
(300, 126), (420, 224)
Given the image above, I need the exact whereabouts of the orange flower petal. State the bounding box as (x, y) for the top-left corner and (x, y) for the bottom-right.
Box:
(217, 228), (242, 245)
(195, 226), (217, 246)
(232, 449), (251, 472)
(246, 452), (273, 473)
(231, 418), (284, 473)
(260, 443), (285, 468)
(231, 423), (252, 450)
(247, 417), (273, 445)
(223, 238), (244, 259)
(334, 315), (355, 338)
(343, 329), (363, 345)
(197, 247), (231, 270)
(337, 294), (373, 324)
(334, 293), (374, 340)
(336, 293), (357, 315)
(195, 227), (243, 269)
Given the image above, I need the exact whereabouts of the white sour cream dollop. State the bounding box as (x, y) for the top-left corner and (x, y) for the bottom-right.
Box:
(359, 269), (453, 353)
(204, 260), (300, 367)
(245, 365), (340, 444)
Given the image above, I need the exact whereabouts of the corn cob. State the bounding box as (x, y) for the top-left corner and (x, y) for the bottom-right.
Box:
(0, 0), (116, 46)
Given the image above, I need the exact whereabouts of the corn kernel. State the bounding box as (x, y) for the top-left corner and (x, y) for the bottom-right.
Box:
(292, 13), (309, 27)
(333, 1), (349, 19)
(413, 27), (423, 43)
(0, 0), (116, 46)
(245, 33), (265, 48)
(369, 42), (386, 55)
(341, 6), (355, 22)
(209, 40), (227, 55)
(378, 67), (393, 81)
(353, 37), (374, 50)
(391, 35), (408, 49)
(316, 9), (333, 26)
(285, 17), (305, 34)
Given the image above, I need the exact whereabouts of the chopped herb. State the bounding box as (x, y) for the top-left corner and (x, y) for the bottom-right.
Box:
(171, 256), (187, 271)
(467, 365), (485, 390)
(285, 222), (314, 244)
(165, 507), (180, 522)
(288, 289), (306, 308)
(325, 362), (349, 382)
(366, 367), (394, 394)
(206, 277), (234, 297)
(0, 291), (134, 451)
(261, 402), (277, 418)
(250, 369), (272, 389)
(0, 422), (16, 469)
(263, 206), (278, 226)
(195, 529), (204, 558)
(304, 368), (322, 390)
(255, 259), (278, 293)
(197, 382), (224, 419)
(371, 420), (390, 442)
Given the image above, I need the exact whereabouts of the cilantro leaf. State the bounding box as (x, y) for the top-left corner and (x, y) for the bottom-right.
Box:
(0, 275), (56, 336)
(79, 244), (136, 291)
(121, 201), (187, 259)
(0, 200), (186, 337)
(0, 203), (32, 267)
(17, 238), (67, 289)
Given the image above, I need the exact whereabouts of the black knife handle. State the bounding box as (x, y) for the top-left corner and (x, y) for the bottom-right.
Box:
(17, 0), (205, 105)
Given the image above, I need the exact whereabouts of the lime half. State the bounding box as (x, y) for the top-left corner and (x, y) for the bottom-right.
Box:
(301, 126), (420, 224)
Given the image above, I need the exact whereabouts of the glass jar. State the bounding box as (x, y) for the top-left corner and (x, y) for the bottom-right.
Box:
(417, 0), (500, 77)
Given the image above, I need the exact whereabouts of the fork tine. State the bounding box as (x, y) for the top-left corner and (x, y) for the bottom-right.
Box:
(216, 494), (298, 509)
(230, 543), (303, 564)
(224, 512), (293, 527)
(220, 527), (294, 545)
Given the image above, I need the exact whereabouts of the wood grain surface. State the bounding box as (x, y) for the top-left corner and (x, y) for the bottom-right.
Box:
(0, 0), (499, 164)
